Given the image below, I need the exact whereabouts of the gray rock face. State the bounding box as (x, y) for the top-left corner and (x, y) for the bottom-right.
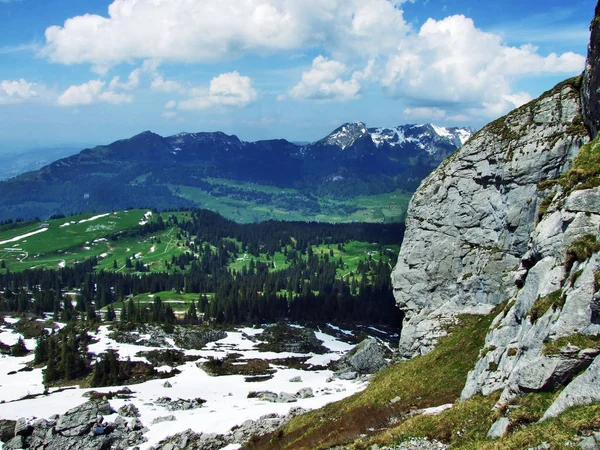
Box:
(542, 355), (600, 420)
(333, 338), (389, 377)
(392, 79), (587, 359)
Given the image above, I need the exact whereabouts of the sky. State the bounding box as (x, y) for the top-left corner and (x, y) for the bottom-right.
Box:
(0, 0), (596, 151)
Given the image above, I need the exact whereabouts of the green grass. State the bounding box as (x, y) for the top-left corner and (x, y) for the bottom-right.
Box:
(542, 333), (600, 355)
(169, 183), (411, 223)
(0, 210), (194, 273)
(565, 235), (600, 272)
(225, 241), (399, 281)
(530, 290), (565, 322)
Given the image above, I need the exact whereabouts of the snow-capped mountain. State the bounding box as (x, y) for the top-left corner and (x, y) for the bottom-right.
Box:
(321, 122), (474, 155)
(0, 121), (474, 221)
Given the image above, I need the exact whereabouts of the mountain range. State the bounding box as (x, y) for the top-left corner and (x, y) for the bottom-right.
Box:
(0, 122), (473, 222)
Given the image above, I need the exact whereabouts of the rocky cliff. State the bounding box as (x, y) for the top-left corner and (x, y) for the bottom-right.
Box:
(392, 1), (600, 424)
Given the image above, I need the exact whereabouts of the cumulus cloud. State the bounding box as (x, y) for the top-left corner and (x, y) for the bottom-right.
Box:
(109, 68), (140, 91)
(151, 75), (185, 94)
(288, 56), (373, 101)
(178, 71), (258, 110)
(42, 0), (410, 67)
(57, 79), (132, 106)
(382, 15), (585, 118)
(0, 78), (39, 104)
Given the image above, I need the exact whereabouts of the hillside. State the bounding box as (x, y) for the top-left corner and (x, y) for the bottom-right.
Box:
(0, 123), (471, 223)
(233, 3), (600, 449)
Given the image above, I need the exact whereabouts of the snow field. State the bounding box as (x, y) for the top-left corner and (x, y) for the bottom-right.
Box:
(0, 320), (368, 450)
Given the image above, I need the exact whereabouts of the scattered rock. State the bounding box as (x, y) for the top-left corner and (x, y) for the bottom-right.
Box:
(289, 376), (302, 383)
(8, 400), (147, 450)
(163, 381), (172, 388)
(255, 323), (328, 354)
(151, 415), (176, 425)
(487, 417), (510, 438)
(118, 403), (140, 418)
(156, 397), (206, 411)
(149, 407), (307, 449)
(295, 387), (314, 399)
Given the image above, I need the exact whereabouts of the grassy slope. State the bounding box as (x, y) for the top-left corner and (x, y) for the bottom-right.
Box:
(244, 303), (600, 450)
(170, 181), (411, 224)
(0, 210), (192, 273)
(244, 309), (501, 450)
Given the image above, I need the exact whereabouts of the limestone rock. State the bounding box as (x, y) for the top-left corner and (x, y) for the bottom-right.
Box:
(392, 78), (587, 359)
(333, 338), (389, 377)
(542, 355), (600, 420)
(487, 417), (510, 438)
(117, 403), (140, 418)
(9, 400), (146, 450)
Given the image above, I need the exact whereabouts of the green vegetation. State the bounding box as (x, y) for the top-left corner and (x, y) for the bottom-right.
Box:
(170, 183), (411, 224)
(0, 209), (192, 273)
(244, 308), (503, 450)
(530, 290), (565, 322)
(565, 235), (600, 272)
(542, 333), (600, 355)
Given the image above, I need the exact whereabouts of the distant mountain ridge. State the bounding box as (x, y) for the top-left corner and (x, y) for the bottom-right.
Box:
(0, 122), (473, 222)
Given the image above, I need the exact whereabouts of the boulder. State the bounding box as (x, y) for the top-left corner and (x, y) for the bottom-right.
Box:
(118, 403), (140, 418)
(334, 338), (388, 377)
(542, 355), (600, 420)
(0, 419), (16, 443)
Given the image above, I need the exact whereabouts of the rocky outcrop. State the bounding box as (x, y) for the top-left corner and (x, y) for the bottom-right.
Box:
(4, 400), (147, 450)
(542, 354), (600, 420)
(583, 3), (600, 138)
(149, 407), (308, 449)
(392, 77), (587, 359)
(391, 1), (600, 425)
(332, 338), (389, 379)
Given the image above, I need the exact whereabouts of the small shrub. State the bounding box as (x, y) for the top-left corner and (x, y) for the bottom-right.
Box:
(507, 347), (518, 357)
(530, 290), (564, 322)
(542, 333), (600, 355)
(565, 235), (600, 273)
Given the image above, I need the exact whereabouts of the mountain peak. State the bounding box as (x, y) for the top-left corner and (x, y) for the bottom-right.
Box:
(320, 122), (369, 150)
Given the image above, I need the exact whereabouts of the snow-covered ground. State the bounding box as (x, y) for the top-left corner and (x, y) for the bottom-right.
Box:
(78, 213), (111, 224)
(0, 228), (48, 246)
(0, 319), (369, 449)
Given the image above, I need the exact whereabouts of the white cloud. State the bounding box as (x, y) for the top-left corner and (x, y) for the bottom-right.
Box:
(57, 79), (132, 106)
(288, 56), (372, 101)
(381, 15), (585, 118)
(151, 75), (185, 94)
(109, 68), (140, 91)
(403, 106), (447, 121)
(42, 0), (410, 67)
(178, 72), (258, 110)
(161, 111), (177, 119)
(0, 79), (39, 104)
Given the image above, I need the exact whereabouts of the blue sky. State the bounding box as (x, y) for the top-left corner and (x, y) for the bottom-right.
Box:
(0, 0), (595, 151)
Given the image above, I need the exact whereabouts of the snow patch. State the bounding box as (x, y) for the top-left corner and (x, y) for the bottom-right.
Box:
(78, 213), (110, 224)
(0, 228), (48, 245)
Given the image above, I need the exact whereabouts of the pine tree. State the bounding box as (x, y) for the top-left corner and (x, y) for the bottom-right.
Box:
(0, 260), (5, 269)
(106, 305), (116, 321)
(11, 337), (28, 357)
(113, 260), (118, 269)
(34, 332), (49, 364)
